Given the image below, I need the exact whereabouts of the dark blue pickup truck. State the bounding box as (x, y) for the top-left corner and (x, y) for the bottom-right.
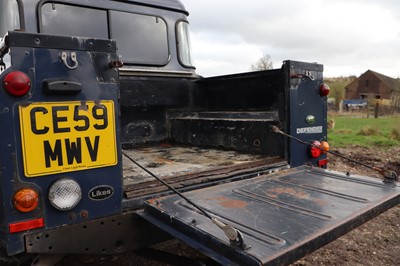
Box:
(0, 1), (399, 265)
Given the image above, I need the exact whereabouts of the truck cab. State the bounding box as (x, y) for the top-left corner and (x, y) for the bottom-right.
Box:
(1, 1), (399, 265)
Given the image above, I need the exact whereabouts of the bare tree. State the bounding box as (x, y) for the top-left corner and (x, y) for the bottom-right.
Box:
(251, 54), (273, 71)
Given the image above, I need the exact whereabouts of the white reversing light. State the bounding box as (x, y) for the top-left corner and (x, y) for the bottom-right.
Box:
(48, 178), (82, 211)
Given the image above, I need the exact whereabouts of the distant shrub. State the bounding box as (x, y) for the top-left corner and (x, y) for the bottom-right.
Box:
(327, 119), (336, 129)
(390, 127), (400, 140)
(336, 129), (353, 134)
(357, 126), (381, 136)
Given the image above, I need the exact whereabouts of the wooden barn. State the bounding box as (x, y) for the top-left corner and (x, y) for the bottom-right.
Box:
(345, 70), (400, 108)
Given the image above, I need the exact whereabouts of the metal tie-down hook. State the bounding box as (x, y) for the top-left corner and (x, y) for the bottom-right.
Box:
(61, 51), (78, 70)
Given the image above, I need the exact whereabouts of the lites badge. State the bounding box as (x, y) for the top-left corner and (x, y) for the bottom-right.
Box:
(88, 185), (114, 201)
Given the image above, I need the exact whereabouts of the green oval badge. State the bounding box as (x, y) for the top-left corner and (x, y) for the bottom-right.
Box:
(306, 115), (316, 124)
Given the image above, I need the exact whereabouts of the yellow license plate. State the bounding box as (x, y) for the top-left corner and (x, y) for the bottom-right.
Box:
(19, 101), (117, 177)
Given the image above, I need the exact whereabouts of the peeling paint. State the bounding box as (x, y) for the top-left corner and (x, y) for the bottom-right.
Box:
(209, 196), (248, 209)
(267, 187), (310, 200)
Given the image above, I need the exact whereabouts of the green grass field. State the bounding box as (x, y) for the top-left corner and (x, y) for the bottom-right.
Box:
(328, 115), (400, 148)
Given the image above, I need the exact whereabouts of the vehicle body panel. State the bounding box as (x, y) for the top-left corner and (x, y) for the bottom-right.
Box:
(0, 31), (122, 255)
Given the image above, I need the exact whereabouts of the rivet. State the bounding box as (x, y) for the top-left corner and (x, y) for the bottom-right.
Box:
(80, 210), (89, 218)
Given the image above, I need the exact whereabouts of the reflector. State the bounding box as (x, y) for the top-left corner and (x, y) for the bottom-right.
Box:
(9, 218), (45, 233)
(318, 159), (328, 166)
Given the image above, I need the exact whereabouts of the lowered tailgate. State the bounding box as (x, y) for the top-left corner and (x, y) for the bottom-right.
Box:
(140, 166), (400, 265)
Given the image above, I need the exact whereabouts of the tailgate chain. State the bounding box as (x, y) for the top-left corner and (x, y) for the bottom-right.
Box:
(271, 125), (398, 184)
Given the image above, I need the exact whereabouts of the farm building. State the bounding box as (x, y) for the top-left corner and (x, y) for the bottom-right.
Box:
(344, 70), (400, 109)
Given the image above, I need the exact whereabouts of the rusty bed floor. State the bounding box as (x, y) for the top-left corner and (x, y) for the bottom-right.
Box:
(122, 144), (285, 199)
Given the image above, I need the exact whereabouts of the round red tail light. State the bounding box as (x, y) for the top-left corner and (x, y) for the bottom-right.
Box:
(310, 140), (322, 158)
(319, 83), (330, 97)
(3, 71), (31, 96)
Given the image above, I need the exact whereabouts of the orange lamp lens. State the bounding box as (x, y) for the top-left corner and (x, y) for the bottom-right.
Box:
(320, 141), (330, 154)
(13, 188), (39, 212)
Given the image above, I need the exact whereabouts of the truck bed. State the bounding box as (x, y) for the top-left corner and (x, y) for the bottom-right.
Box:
(122, 144), (286, 201)
(118, 69), (287, 206)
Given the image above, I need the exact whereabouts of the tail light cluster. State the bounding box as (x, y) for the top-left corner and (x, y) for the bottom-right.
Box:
(9, 188), (44, 234)
(310, 140), (329, 167)
(3, 71), (39, 234)
(9, 178), (83, 233)
(309, 140), (329, 158)
(2, 70), (31, 96)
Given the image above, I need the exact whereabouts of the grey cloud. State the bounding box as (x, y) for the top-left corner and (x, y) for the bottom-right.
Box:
(182, 0), (400, 77)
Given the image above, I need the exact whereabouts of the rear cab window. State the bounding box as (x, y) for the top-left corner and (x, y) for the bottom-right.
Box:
(40, 3), (170, 66)
(109, 11), (169, 65)
(0, 0), (21, 37)
(40, 3), (108, 39)
(176, 21), (194, 68)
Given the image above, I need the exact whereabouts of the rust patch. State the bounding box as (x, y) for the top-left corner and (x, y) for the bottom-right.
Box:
(146, 162), (163, 168)
(265, 193), (278, 199)
(139, 148), (151, 153)
(313, 198), (328, 206)
(155, 157), (174, 164)
(208, 196), (248, 209)
(146, 198), (164, 209)
(147, 198), (158, 205)
(159, 143), (173, 148)
(267, 187), (310, 200)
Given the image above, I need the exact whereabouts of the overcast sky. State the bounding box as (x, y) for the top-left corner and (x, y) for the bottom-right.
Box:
(181, 0), (400, 78)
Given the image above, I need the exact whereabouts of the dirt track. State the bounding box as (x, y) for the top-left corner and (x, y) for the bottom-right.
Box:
(58, 146), (400, 265)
